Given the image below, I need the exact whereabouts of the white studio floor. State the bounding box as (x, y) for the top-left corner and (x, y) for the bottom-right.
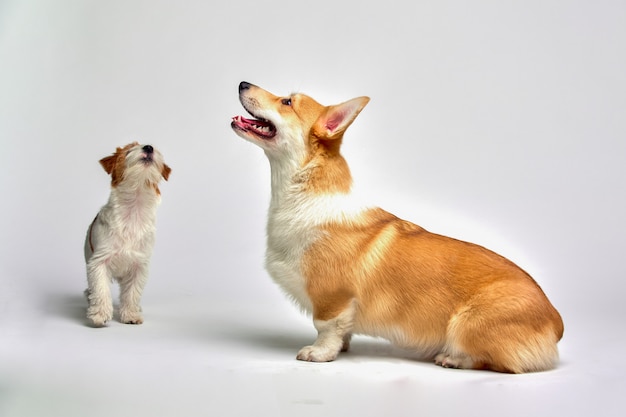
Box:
(1, 290), (623, 417)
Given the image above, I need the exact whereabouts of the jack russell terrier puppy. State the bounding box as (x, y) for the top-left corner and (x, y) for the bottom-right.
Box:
(231, 81), (563, 373)
(84, 142), (171, 327)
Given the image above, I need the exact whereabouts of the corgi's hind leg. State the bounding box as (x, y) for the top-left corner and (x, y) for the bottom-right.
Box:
(437, 305), (560, 373)
(341, 333), (352, 352)
(297, 299), (356, 362)
(434, 351), (476, 370)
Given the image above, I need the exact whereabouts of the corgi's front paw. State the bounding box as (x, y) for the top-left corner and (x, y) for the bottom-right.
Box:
(296, 345), (340, 362)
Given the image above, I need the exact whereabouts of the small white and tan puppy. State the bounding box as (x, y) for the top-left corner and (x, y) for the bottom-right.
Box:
(84, 142), (171, 327)
(231, 81), (564, 373)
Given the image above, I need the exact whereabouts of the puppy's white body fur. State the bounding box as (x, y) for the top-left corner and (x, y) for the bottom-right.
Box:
(84, 142), (170, 326)
(232, 82), (563, 373)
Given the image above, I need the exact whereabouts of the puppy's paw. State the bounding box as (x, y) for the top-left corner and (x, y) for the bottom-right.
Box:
(87, 304), (113, 327)
(120, 310), (143, 325)
(296, 345), (339, 362)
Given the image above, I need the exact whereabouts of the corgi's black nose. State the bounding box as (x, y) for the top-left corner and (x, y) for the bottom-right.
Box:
(239, 81), (251, 93)
(142, 145), (154, 154)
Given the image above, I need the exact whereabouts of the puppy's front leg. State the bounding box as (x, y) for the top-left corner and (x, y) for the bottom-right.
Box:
(86, 260), (113, 326)
(297, 300), (356, 362)
(118, 263), (148, 324)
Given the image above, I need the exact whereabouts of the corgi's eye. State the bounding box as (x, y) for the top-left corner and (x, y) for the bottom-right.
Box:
(281, 98), (292, 106)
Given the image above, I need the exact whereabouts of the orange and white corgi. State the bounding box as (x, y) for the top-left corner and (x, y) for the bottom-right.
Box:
(231, 81), (563, 373)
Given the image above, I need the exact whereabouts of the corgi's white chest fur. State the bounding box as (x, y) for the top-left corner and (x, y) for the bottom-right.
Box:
(265, 177), (369, 313)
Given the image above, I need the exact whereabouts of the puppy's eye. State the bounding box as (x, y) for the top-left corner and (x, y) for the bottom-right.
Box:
(281, 98), (292, 106)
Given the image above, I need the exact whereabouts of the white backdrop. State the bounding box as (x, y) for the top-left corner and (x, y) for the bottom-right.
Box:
(1, 1), (625, 416)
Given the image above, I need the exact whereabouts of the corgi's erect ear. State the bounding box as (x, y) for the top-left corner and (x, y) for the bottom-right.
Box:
(313, 96), (370, 140)
(162, 163), (171, 181)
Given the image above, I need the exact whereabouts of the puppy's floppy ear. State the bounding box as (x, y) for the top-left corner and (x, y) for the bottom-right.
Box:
(312, 96), (370, 140)
(161, 164), (171, 181)
(99, 154), (118, 174)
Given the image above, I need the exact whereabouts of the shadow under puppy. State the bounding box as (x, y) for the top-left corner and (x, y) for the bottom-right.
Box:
(84, 142), (171, 326)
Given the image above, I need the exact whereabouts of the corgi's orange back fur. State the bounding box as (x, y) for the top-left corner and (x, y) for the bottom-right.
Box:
(231, 81), (563, 373)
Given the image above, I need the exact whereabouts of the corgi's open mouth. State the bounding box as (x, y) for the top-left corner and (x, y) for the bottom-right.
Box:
(231, 115), (277, 139)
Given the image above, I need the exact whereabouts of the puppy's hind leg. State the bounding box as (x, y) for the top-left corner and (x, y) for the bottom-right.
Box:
(86, 260), (114, 327)
(297, 299), (356, 362)
(118, 263), (148, 325)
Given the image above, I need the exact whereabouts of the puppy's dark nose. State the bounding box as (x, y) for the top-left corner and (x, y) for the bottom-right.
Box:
(142, 145), (154, 154)
(239, 81), (252, 93)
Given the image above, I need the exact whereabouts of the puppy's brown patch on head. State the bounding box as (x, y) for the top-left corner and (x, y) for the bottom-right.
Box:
(99, 142), (139, 187)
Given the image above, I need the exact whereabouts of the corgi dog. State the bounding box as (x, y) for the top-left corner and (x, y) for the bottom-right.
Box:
(84, 142), (171, 327)
(231, 81), (563, 373)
